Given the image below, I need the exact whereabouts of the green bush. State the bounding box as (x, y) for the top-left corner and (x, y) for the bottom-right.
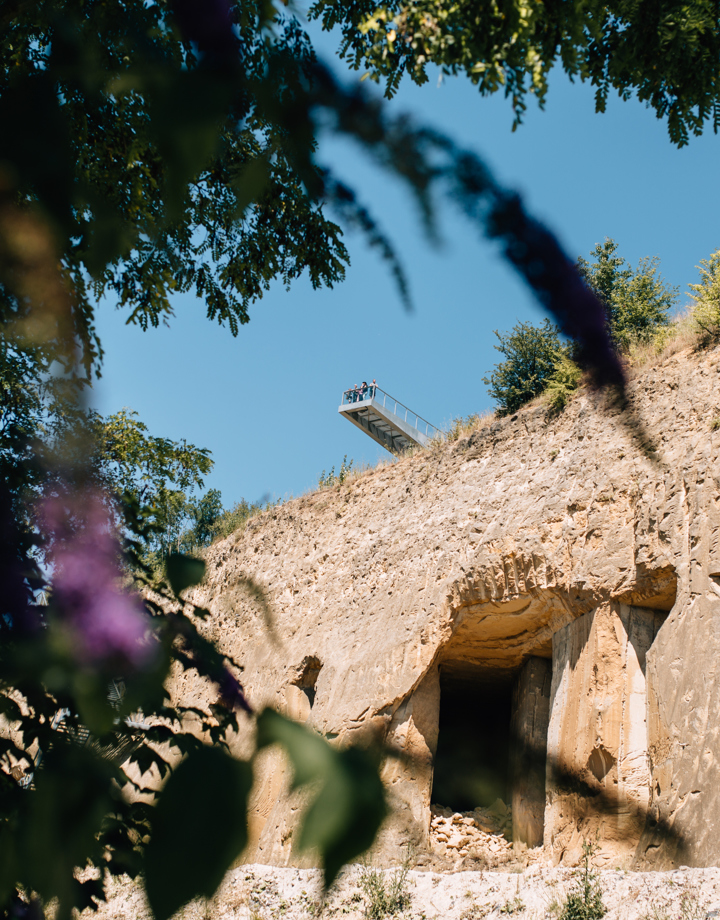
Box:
(318, 455), (354, 488)
(483, 319), (566, 416)
(544, 354), (582, 413)
(559, 840), (606, 920)
(446, 414), (482, 440)
(484, 241), (678, 418)
(210, 497), (268, 541)
(689, 249), (720, 342)
(577, 239), (677, 349)
(358, 861), (411, 919)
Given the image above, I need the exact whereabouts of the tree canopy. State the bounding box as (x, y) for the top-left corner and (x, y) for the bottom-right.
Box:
(311, 0), (720, 146)
(577, 239), (678, 348)
(0, 0), (349, 370)
(483, 318), (566, 415)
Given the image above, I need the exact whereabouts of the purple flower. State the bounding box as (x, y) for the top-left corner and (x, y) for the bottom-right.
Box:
(40, 490), (155, 671)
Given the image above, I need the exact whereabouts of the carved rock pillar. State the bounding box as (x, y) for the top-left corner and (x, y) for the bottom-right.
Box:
(544, 603), (664, 866)
(510, 656), (552, 847)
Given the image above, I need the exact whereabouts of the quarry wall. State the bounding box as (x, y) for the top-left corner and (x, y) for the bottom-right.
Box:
(179, 343), (720, 871)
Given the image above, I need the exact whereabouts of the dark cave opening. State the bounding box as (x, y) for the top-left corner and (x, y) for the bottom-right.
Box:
(431, 673), (513, 812)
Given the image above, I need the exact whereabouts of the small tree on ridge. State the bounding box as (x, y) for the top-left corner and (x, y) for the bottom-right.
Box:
(483, 319), (565, 416)
(577, 239), (677, 348)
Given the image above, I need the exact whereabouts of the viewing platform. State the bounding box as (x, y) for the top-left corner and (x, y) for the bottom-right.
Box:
(338, 384), (440, 453)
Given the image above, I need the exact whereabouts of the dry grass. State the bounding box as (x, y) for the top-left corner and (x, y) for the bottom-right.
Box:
(439, 410), (496, 443)
(624, 307), (701, 372)
(344, 458), (394, 482)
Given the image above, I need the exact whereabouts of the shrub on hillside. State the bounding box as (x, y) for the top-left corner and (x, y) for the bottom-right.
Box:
(483, 319), (566, 416)
(359, 861), (411, 919)
(318, 455), (354, 488)
(559, 840), (606, 920)
(544, 354), (582, 413)
(446, 414), (482, 440)
(689, 249), (720, 343)
(577, 239), (678, 348)
(210, 497), (268, 541)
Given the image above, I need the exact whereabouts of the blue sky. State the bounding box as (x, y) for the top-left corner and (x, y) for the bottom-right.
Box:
(91, 20), (720, 508)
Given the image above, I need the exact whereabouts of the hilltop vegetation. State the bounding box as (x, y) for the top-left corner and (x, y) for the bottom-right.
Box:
(196, 243), (720, 547)
(482, 240), (716, 418)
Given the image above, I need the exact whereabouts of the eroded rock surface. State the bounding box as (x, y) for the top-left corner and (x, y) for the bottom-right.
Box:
(177, 343), (720, 870)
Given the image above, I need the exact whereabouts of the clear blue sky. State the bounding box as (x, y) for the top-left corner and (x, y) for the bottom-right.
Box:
(91, 19), (720, 508)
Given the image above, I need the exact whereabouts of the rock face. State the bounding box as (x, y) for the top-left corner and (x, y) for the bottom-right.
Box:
(545, 603), (665, 866)
(181, 343), (720, 870)
(510, 657), (551, 848)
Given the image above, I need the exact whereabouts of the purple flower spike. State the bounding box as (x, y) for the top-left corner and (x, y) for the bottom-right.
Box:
(41, 490), (156, 671)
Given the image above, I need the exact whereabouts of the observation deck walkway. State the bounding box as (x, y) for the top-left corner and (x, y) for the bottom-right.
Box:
(338, 385), (440, 454)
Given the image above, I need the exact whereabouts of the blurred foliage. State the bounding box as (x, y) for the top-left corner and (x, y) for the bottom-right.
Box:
(0, 1), (627, 396)
(310, 0), (720, 146)
(577, 239), (678, 349)
(143, 745), (253, 920)
(0, 0), (350, 363)
(256, 708), (387, 886)
(483, 319), (568, 416)
(0, 184), (382, 919)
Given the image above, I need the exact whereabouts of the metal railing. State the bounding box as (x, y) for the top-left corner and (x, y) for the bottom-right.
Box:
(341, 385), (440, 439)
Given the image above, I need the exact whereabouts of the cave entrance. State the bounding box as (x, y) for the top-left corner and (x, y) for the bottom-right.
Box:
(430, 657), (552, 847)
(431, 674), (513, 812)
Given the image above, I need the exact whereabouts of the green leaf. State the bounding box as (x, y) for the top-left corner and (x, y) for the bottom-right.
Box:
(256, 707), (334, 787)
(300, 745), (387, 886)
(0, 824), (18, 904)
(165, 553), (206, 597)
(144, 746), (253, 920)
(256, 708), (387, 887)
(20, 744), (117, 916)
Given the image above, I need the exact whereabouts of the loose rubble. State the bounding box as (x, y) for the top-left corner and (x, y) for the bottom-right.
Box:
(429, 800), (530, 868)
(430, 799), (542, 871)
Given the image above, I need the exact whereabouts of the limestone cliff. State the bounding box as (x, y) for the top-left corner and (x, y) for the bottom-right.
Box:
(179, 343), (720, 871)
